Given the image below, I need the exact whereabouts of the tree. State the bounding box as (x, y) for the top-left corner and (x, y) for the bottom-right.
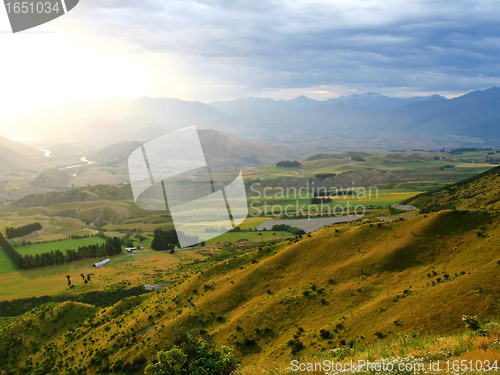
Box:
(66, 275), (71, 286)
(144, 334), (239, 375)
(151, 229), (179, 251)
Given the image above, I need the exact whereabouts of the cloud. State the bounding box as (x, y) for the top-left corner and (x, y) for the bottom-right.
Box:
(41, 0), (500, 99)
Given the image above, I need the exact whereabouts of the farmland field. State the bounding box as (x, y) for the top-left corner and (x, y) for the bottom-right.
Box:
(12, 236), (107, 256)
(206, 230), (291, 244)
(247, 188), (422, 216)
(0, 247), (17, 274)
(0, 248), (204, 301)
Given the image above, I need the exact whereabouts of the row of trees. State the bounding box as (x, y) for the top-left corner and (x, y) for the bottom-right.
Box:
(271, 224), (305, 236)
(5, 223), (42, 239)
(0, 233), (122, 270)
(276, 160), (301, 168)
(311, 197), (332, 204)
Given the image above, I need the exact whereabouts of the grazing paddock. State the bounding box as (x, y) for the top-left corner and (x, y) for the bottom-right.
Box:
(12, 237), (107, 256)
(0, 247), (17, 274)
(0, 248), (202, 301)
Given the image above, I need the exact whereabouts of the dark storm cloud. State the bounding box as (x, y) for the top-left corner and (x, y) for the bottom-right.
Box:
(74, 0), (500, 95)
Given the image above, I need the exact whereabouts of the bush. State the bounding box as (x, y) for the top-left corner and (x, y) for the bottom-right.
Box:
(287, 338), (305, 355)
(462, 315), (488, 335)
(319, 329), (331, 339)
(144, 334), (239, 375)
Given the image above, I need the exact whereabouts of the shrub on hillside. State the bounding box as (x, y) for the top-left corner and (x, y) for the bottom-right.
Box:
(287, 338), (305, 355)
(144, 334), (239, 375)
(462, 315), (488, 336)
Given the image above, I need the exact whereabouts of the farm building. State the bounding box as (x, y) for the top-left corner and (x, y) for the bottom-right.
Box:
(93, 259), (111, 267)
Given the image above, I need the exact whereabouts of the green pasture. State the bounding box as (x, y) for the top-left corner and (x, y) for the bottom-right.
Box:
(12, 237), (107, 256)
(0, 247), (17, 273)
(206, 230), (291, 245)
(247, 188), (422, 216)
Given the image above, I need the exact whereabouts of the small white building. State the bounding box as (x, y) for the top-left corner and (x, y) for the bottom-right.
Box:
(93, 259), (111, 267)
(124, 247), (137, 253)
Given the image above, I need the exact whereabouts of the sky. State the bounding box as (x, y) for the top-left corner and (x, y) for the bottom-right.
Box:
(1, 0), (500, 121)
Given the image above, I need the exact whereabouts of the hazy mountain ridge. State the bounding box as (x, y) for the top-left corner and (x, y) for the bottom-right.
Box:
(30, 168), (74, 189)
(1, 88), (499, 148)
(0, 135), (45, 173)
(12, 185), (133, 208)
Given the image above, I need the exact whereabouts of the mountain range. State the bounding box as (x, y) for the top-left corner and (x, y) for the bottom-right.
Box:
(0, 88), (499, 149)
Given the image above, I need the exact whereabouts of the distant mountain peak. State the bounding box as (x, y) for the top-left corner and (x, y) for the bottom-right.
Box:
(289, 95), (313, 102)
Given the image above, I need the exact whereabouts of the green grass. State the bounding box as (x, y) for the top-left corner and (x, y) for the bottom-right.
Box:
(12, 237), (107, 256)
(0, 247), (17, 273)
(247, 188), (421, 216)
(207, 231), (291, 244)
(244, 151), (497, 190)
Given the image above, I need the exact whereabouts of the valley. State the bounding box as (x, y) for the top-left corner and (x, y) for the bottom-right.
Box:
(0, 146), (498, 374)
(2, 1), (500, 372)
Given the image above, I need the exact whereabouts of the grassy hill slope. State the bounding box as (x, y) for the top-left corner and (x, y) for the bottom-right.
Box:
(0, 166), (498, 374)
(0, 209), (497, 373)
(405, 166), (500, 211)
(13, 184), (133, 207)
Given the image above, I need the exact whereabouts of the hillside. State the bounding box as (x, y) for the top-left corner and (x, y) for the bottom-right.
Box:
(0, 169), (498, 373)
(13, 184), (133, 207)
(0, 136), (40, 172)
(405, 166), (500, 212)
(0, 135), (41, 159)
(88, 141), (141, 165)
(86, 129), (298, 170)
(30, 169), (74, 189)
(0, 209), (497, 373)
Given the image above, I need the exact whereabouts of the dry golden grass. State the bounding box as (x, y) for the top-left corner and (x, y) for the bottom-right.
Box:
(0, 209), (497, 374)
(0, 249), (203, 300)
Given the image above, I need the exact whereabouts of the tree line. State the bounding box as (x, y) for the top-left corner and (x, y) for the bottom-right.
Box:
(0, 233), (122, 270)
(276, 160), (301, 168)
(271, 224), (306, 236)
(5, 223), (42, 239)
